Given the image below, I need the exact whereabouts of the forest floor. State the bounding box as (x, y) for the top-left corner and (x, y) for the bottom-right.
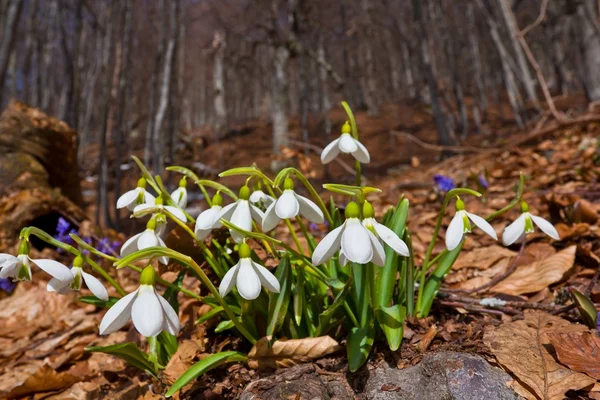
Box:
(2, 96), (600, 399)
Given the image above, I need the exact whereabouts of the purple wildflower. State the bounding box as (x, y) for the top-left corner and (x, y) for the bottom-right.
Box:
(0, 278), (17, 294)
(596, 311), (600, 331)
(98, 237), (121, 254)
(309, 222), (319, 232)
(433, 174), (456, 192)
(478, 174), (489, 190)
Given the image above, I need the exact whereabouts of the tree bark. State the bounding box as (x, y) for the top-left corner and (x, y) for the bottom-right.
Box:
(0, 0), (24, 107)
(579, 0), (600, 101)
(271, 44), (290, 154)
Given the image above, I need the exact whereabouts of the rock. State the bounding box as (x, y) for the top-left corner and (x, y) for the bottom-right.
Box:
(364, 351), (520, 400)
(240, 364), (354, 400)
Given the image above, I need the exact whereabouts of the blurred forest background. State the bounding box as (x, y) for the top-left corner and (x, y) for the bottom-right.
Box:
(1, 0), (599, 229)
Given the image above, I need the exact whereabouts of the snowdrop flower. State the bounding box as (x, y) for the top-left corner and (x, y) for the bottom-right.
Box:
(99, 265), (179, 337)
(249, 184), (275, 207)
(117, 178), (156, 211)
(219, 242), (280, 300)
(361, 201), (409, 258)
(120, 218), (170, 265)
(312, 202), (386, 266)
(195, 193), (224, 240)
(502, 201), (560, 246)
(170, 177), (188, 209)
(218, 186), (265, 243)
(262, 178), (324, 231)
(47, 255), (109, 301)
(0, 241), (72, 282)
(446, 197), (497, 251)
(133, 196), (187, 224)
(321, 121), (370, 164)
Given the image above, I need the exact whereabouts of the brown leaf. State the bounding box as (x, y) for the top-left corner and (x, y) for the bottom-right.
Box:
(492, 246), (576, 295)
(452, 245), (516, 271)
(484, 310), (595, 400)
(248, 336), (342, 370)
(547, 333), (600, 380)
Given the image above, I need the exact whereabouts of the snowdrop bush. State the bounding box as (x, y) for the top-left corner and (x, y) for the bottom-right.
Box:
(5, 102), (559, 395)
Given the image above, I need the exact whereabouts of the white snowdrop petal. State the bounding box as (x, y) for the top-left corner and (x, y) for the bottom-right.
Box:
(120, 232), (142, 257)
(249, 191), (263, 204)
(352, 139), (371, 163)
(32, 259), (73, 282)
(250, 205), (265, 224)
(236, 259), (262, 300)
(99, 289), (138, 335)
(217, 202), (237, 221)
(195, 207), (222, 236)
(373, 222), (409, 256)
(295, 194), (324, 223)
(0, 263), (17, 279)
(157, 237), (170, 265)
(143, 190), (156, 205)
(131, 286), (164, 337)
(445, 213), (465, 251)
(251, 260), (281, 293)
(47, 277), (70, 293)
(262, 202), (280, 232)
(275, 191), (300, 220)
(466, 212), (498, 240)
(312, 224), (344, 265)
(171, 187), (187, 208)
(133, 203), (155, 215)
(117, 189), (139, 209)
(367, 230), (386, 266)
(339, 134), (358, 153)
(230, 201), (252, 242)
(157, 294), (181, 335)
(219, 262), (239, 298)
(321, 138), (341, 164)
(339, 250), (348, 266)
(165, 206), (187, 223)
(138, 230), (159, 250)
(341, 219), (373, 264)
(82, 271), (109, 301)
(531, 215), (560, 240)
(502, 214), (526, 246)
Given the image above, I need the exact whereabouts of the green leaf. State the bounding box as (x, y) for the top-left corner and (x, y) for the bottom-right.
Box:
(375, 198), (409, 310)
(166, 352), (247, 397)
(148, 331), (179, 369)
(294, 267), (305, 326)
(86, 342), (158, 377)
(317, 281), (351, 336)
(419, 241), (464, 317)
(375, 305), (406, 351)
(571, 288), (598, 329)
(215, 320), (235, 332)
(347, 324), (375, 372)
(267, 256), (292, 336)
(78, 296), (119, 308)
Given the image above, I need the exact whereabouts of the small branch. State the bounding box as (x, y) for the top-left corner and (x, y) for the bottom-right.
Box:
(391, 130), (490, 154)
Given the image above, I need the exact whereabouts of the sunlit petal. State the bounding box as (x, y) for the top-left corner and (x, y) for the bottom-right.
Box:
(230, 201), (252, 242)
(531, 215), (560, 240)
(82, 271), (109, 301)
(339, 134), (358, 153)
(120, 232), (142, 257)
(157, 294), (180, 335)
(502, 214), (526, 246)
(445, 212), (465, 251)
(165, 206), (187, 223)
(312, 224), (344, 265)
(367, 230), (386, 266)
(131, 285), (163, 337)
(341, 219), (372, 264)
(321, 138), (341, 164)
(262, 202), (280, 232)
(117, 189), (139, 209)
(219, 262), (239, 297)
(466, 212), (498, 240)
(138, 230), (159, 250)
(99, 289), (138, 335)
(351, 139), (370, 163)
(275, 190), (300, 219)
(295, 194), (324, 223)
(236, 259), (261, 300)
(251, 260), (281, 293)
(31, 259), (73, 282)
(372, 221), (409, 256)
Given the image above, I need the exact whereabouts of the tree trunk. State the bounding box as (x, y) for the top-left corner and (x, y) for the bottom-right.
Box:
(361, 0), (379, 116)
(579, 0), (600, 101)
(0, 0), (24, 107)
(498, 0), (539, 106)
(412, 0), (451, 146)
(272, 45), (290, 154)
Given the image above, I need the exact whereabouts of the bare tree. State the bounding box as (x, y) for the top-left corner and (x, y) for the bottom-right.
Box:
(0, 0), (24, 106)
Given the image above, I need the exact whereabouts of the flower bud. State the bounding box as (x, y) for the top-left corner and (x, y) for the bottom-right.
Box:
(140, 265), (157, 286)
(341, 121), (351, 135)
(363, 201), (375, 219)
(178, 177), (187, 188)
(239, 185), (251, 200)
(73, 255), (84, 268)
(283, 177), (294, 191)
(136, 177), (147, 188)
(239, 242), (252, 259)
(212, 192), (223, 207)
(345, 201), (360, 219)
(455, 196), (465, 211)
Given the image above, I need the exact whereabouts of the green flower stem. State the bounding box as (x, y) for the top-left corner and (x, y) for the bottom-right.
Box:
(70, 234), (202, 301)
(116, 247), (257, 344)
(285, 219), (305, 256)
(344, 300), (360, 328)
(355, 160), (362, 187)
(485, 172), (525, 222)
(196, 179), (237, 200)
(416, 188), (481, 314)
(404, 231), (415, 317)
(81, 255), (126, 296)
(280, 168), (333, 227)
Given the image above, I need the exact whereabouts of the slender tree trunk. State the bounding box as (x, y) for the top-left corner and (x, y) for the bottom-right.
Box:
(0, 0), (24, 106)
(579, 0), (600, 101)
(271, 45), (290, 154)
(467, 3), (488, 118)
(498, 0), (539, 106)
(64, 0), (83, 129)
(412, 0), (451, 146)
(361, 0), (378, 116)
(41, 0), (57, 113)
(212, 30), (226, 169)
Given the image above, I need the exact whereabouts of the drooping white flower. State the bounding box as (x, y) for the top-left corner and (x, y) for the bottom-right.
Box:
(133, 197), (187, 224)
(249, 186), (275, 207)
(219, 242), (280, 300)
(120, 218), (170, 265)
(361, 201), (409, 259)
(502, 201), (560, 246)
(218, 186), (265, 243)
(47, 255), (109, 301)
(312, 202), (386, 266)
(445, 197), (497, 251)
(0, 241), (72, 282)
(117, 177), (156, 211)
(262, 178), (324, 231)
(321, 121), (370, 164)
(195, 193), (223, 240)
(170, 178), (188, 209)
(99, 265), (180, 337)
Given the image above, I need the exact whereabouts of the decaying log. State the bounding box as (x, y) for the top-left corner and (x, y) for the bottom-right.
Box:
(0, 101), (87, 248)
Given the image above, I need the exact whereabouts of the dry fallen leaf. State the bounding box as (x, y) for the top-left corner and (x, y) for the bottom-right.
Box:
(417, 324), (437, 353)
(548, 333), (600, 380)
(248, 336), (342, 370)
(492, 246), (576, 295)
(452, 245), (516, 271)
(484, 310), (595, 400)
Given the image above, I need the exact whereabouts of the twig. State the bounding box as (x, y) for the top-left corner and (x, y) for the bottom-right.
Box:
(445, 242), (526, 294)
(391, 130), (491, 154)
(519, 0), (549, 37)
